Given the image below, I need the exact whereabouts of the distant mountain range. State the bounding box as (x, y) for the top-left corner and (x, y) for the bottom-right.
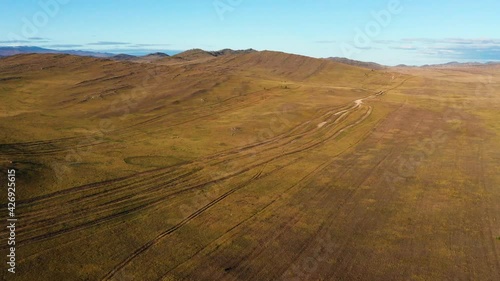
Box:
(1, 46), (498, 68)
(169, 48), (257, 61)
(110, 52), (170, 62)
(0, 46), (115, 57)
(420, 61), (500, 68)
(0, 46), (258, 62)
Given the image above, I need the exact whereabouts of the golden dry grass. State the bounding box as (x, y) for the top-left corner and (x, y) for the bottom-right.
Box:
(0, 52), (499, 280)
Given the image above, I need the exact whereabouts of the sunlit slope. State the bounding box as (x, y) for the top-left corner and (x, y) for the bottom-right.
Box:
(0, 52), (397, 197)
(1, 53), (499, 281)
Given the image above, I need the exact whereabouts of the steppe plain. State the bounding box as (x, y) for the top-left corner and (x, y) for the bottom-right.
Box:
(1, 50), (499, 280)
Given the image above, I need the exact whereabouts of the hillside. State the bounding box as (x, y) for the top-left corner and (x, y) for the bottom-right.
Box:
(1, 51), (500, 281)
(327, 57), (386, 70)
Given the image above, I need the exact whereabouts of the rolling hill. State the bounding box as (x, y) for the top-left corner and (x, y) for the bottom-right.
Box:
(1, 50), (499, 281)
(327, 57), (386, 70)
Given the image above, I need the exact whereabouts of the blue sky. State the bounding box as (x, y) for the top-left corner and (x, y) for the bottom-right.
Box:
(1, 0), (500, 65)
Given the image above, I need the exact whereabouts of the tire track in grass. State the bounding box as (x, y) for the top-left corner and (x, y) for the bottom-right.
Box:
(12, 92), (360, 205)
(13, 99), (351, 207)
(103, 98), (380, 280)
(9, 90), (383, 257)
(17, 154), (301, 265)
(166, 137), (378, 280)
(100, 169), (266, 281)
(12, 97), (376, 247)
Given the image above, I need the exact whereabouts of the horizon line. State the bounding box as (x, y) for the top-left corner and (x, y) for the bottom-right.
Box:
(1, 45), (500, 67)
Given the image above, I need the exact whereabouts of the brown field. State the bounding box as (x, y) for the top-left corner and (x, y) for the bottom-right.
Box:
(0, 51), (499, 280)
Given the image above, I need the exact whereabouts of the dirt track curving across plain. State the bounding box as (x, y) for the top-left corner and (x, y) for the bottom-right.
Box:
(1, 53), (499, 281)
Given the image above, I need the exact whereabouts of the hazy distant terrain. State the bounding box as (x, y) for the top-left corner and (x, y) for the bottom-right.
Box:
(1, 50), (499, 280)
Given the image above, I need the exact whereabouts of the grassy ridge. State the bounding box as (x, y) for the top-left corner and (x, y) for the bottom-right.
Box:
(1, 52), (499, 280)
